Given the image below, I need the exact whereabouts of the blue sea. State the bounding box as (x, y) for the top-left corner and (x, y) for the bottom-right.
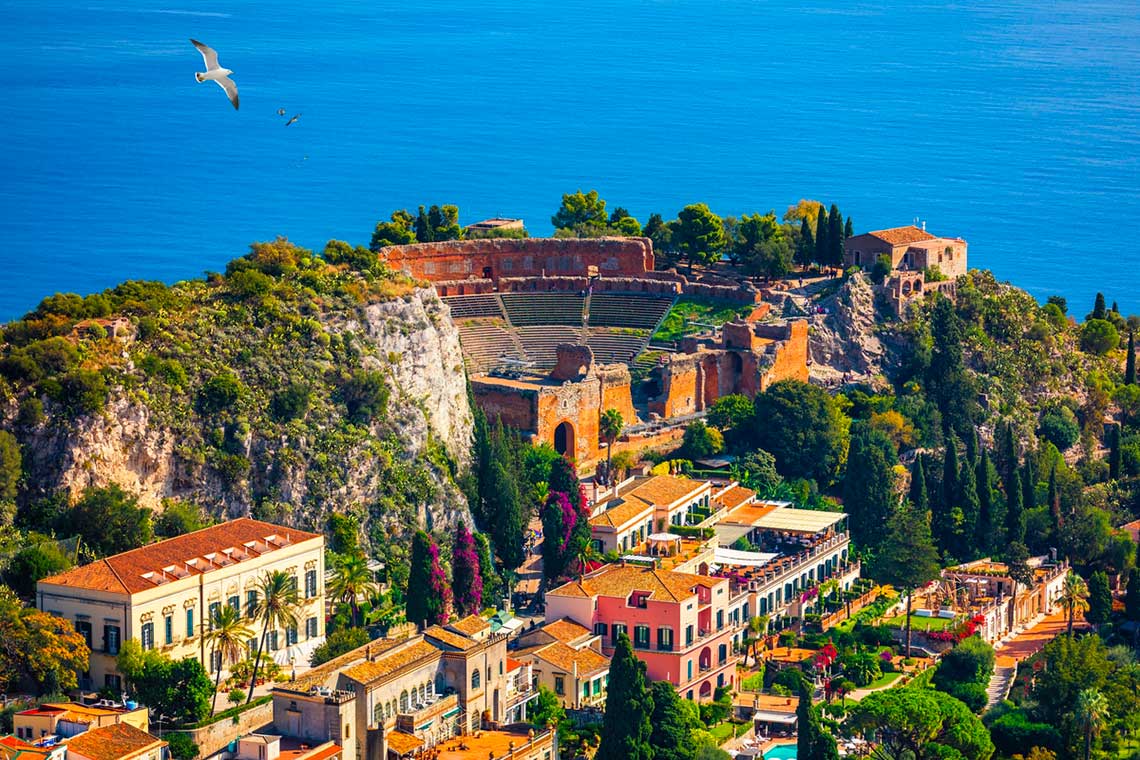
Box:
(1, 0), (1138, 321)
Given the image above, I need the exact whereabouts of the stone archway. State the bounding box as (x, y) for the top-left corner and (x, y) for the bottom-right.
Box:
(554, 421), (575, 456)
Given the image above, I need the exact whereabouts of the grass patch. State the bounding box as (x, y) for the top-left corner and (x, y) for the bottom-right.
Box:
(652, 298), (755, 343)
(740, 672), (763, 691)
(865, 671), (902, 690)
(884, 613), (957, 632)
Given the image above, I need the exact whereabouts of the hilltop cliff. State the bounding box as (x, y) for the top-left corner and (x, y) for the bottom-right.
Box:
(0, 239), (473, 548)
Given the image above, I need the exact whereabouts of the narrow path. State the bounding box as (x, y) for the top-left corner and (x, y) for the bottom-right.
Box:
(985, 665), (1015, 710)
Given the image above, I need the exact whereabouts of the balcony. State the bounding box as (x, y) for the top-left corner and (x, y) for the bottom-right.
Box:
(507, 682), (539, 710)
(394, 693), (459, 734)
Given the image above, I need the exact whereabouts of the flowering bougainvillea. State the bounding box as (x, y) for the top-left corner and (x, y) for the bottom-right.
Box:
(426, 539), (452, 625)
(926, 614), (987, 643)
(452, 521), (483, 618)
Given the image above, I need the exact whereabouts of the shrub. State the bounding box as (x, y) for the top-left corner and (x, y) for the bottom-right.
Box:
(165, 733), (199, 760)
(1039, 408), (1080, 451)
(340, 370), (389, 425)
(310, 627), (370, 666)
(227, 689), (246, 706)
(270, 382), (310, 422)
(196, 372), (243, 414)
(988, 710), (1062, 756)
(46, 370), (108, 414)
(16, 397), (43, 427)
(1080, 318), (1119, 355)
(948, 681), (988, 713)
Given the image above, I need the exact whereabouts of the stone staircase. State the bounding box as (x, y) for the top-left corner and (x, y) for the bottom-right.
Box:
(985, 664), (1016, 710)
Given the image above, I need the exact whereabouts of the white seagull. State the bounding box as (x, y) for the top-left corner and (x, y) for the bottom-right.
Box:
(190, 38), (239, 110)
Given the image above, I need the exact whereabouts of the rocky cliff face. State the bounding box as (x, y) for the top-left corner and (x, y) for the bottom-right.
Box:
(8, 284), (473, 537)
(808, 272), (888, 384)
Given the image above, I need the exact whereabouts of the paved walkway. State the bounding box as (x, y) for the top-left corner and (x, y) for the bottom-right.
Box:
(985, 665), (1016, 709)
(993, 610), (1084, 667)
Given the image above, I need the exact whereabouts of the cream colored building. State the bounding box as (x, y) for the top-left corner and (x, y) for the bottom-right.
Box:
(36, 518), (326, 691)
(65, 723), (166, 760)
(13, 702), (148, 742)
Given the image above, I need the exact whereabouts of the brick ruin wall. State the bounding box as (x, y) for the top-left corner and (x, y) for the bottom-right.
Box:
(382, 237), (654, 284)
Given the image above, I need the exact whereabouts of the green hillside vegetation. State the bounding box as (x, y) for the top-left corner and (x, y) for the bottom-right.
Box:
(653, 298), (755, 343)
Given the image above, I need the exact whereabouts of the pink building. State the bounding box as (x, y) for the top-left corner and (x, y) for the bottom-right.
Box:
(545, 563), (738, 702)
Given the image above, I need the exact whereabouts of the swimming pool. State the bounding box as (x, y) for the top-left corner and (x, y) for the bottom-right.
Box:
(763, 745), (797, 760)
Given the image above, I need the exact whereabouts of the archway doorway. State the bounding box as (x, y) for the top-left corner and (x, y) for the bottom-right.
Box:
(554, 421), (575, 456)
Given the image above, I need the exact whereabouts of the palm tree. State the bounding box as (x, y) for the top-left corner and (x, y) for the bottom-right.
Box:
(1075, 688), (1109, 760)
(572, 539), (599, 581)
(329, 552), (377, 628)
(599, 409), (624, 486)
(246, 570), (301, 703)
(1061, 572), (1090, 636)
(203, 604), (253, 714)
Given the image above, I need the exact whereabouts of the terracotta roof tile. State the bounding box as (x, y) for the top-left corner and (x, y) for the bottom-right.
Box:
(540, 618), (592, 644)
(40, 518), (322, 595)
(386, 731), (424, 756)
(448, 615), (490, 636)
(867, 226), (936, 246)
(423, 626), (480, 651)
(529, 642), (609, 675)
(625, 475), (707, 508)
(65, 723), (164, 760)
(589, 498), (654, 530)
(547, 563), (718, 603)
(342, 640), (441, 684)
(715, 485), (755, 511)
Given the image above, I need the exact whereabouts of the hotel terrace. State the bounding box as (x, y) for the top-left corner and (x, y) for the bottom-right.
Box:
(515, 619), (610, 710)
(36, 518), (326, 691)
(587, 474), (714, 554)
(937, 556), (1069, 643)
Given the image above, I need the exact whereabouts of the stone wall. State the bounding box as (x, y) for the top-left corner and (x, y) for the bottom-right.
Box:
(179, 699), (274, 758)
(382, 238), (654, 284)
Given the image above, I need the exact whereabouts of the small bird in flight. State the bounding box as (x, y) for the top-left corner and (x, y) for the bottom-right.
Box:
(276, 107), (286, 116)
(284, 113), (302, 127)
(190, 39), (238, 110)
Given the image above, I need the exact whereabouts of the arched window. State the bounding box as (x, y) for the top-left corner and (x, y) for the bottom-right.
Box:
(472, 670), (481, 689)
(373, 704), (383, 725)
(400, 690), (409, 713)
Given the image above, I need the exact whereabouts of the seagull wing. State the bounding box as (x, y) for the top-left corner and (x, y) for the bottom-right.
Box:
(190, 39), (220, 70)
(214, 75), (239, 110)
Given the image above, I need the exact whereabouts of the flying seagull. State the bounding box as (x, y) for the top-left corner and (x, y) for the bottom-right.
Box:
(190, 38), (238, 110)
(277, 107), (286, 116)
(284, 113), (301, 127)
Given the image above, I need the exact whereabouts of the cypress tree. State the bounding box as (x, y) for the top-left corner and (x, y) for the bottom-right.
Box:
(873, 501), (942, 656)
(956, 446), (980, 560)
(406, 531), (448, 628)
(1092, 292), (1107, 320)
(844, 216), (854, 239)
(1005, 466), (1024, 545)
(1112, 300), (1120, 314)
(596, 634), (654, 760)
(1126, 331), (1136, 385)
(798, 217), (815, 266)
(1125, 568), (1140, 622)
(937, 434), (960, 551)
(648, 681), (696, 760)
(1047, 463), (1062, 538)
(975, 450), (995, 555)
(797, 684), (840, 760)
(964, 425), (978, 466)
(927, 297), (976, 435)
(549, 455), (582, 511)
(1109, 423), (1122, 480)
(490, 461), (526, 572)
(1021, 459), (1037, 511)
(843, 425), (899, 553)
(827, 204), (844, 267)
(815, 207), (828, 266)
(910, 455), (929, 514)
(1086, 571), (1112, 626)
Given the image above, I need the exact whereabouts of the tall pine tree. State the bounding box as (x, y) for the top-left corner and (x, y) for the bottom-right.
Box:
(1126, 331), (1136, 385)
(406, 531), (450, 628)
(1108, 423), (1122, 480)
(844, 216), (854, 240)
(937, 433), (960, 553)
(797, 684), (840, 760)
(974, 449), (996, 556)
(928, 297), (975, 436)
(843, 425), (899, 552)
(1092, 292), (1107, 320)
(873, 502), (942, 656)
(1047, 463), (1063, 545)
(1005, 467), (1025, 546)
(490, 461), (526, 572)
(1021, 459), (1037, 512)
(956, 445), (981, 561)
(648, 681), (697, 760)
(596, 633), (654, 760)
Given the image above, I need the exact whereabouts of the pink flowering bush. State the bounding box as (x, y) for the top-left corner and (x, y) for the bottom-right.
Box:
(451, 521), (483, 617)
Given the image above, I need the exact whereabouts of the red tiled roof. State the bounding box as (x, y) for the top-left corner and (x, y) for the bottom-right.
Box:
(867, 226), (936, 246)
(65, 723), (164, 760)
(39, 518), (322, 595)
(546, 563), (718, 603)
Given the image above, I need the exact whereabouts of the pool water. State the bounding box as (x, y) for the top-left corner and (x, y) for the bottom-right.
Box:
(764, 746), (797, 760)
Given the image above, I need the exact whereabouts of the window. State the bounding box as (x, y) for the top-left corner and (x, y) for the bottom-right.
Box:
(687, 660), (693, 680)
(105, 674), (122, 692)
(471, 670), (481, 689)
(246, 590), (258, 618)
(289, 575), (299, 594)
(141, 622), (154, 650)
(306, 617), (318, 639)
(582, 682), (589, 699)
(686, 625), (694, 646)
(373, 704), (384, 725)
(657, 627), (674, 652)
(267, 630), (279, 651)
(75, 621), (93, 649)
(208, 601), (220, 629)
(594, 622), (607, 638)
(718, 644), (727, 665)
(228, 595), (241, 614)
(286, 626), (298, 646)
(104, 624), (121, 655)
(716, 610), (724, 630)
(305, 569), (317, 599)
(633, 625), (650, 649)
(400, 691), (409, 712)
(164, 615), (173, 646)
(554, 676), (564, 696)
(186, 609), (195, 639)
(611, 623), (626, 643)
(594, 679), (603, 695)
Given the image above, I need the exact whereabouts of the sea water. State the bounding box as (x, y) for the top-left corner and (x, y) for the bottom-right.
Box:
(0, 0), (1137, 320)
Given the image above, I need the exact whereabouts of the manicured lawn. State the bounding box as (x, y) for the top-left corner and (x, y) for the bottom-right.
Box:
(653, 298), (755, 342)
(865, 671), (902, 690)
(884, 613), (957, 632)
(709, 722), (735, 743)
(740, 672), (763, 691)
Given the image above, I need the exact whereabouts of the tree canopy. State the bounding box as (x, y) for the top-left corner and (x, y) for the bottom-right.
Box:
(596, 633), (654, 760)
(848, 687), (994, 760)
(752, 380), (850, 485)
